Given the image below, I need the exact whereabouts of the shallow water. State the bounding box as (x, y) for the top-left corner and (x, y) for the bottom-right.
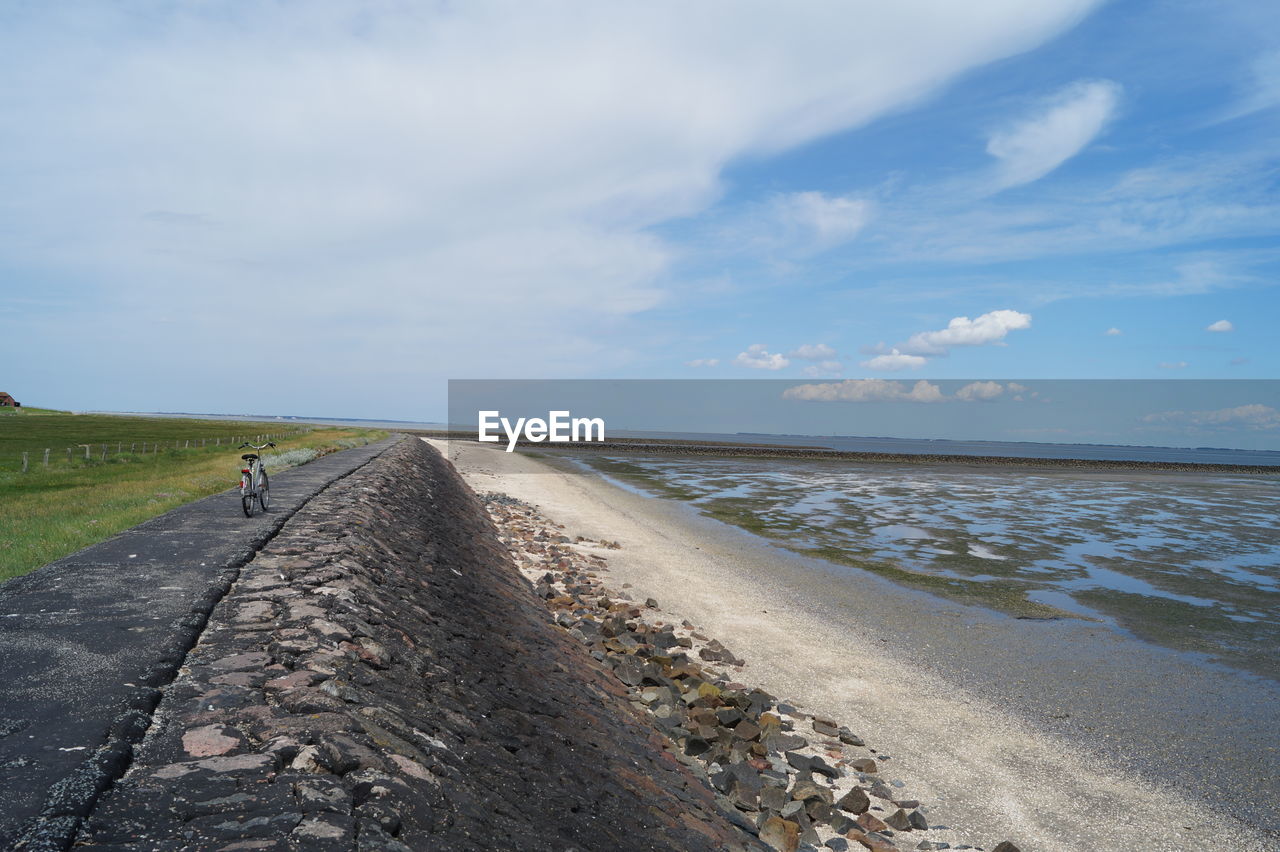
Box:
(579, 454), (1280, 680)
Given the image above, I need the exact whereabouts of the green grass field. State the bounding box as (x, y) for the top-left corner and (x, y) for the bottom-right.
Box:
(0, 408), (294, 466)
(0, 409), (386, 581)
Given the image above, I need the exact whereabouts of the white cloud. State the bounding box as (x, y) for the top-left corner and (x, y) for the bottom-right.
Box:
(735, 344), (790, 370)
(904, 309), (1032, 355)
(1158, 361), (1189, 370)
(852, 158), (1280, 271)
(955, 380), (1005, 401)
(685, 358), (719, 367)
(986, 79), (1121, 190)
(1106, 261), (1251, 300)
(784, 379), (1028, 403)
(706, 191), (872, 258)
(788, 343), (838, 361)
(1206, 319), (1234, 332)
(0, 2), (1103, 415)
(1105, 327), (1122, 336)
(784, 379), (945, 403)
(858, 310), (1030, 372)
(1219, 49), (1280, 122)
(802, 360), (844, 377)
(1006, 381), (1036, 401)
(0, 1), (1100, 404)
(1143, 404), (1280, 431)
(860, 348), (928, 371)
(772, 192), (872, 248)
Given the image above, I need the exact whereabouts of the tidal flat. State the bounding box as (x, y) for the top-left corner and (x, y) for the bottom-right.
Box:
(572, 453), (1280, 680)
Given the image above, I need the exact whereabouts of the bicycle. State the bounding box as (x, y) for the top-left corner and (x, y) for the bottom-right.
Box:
(238, 441), (276, 517)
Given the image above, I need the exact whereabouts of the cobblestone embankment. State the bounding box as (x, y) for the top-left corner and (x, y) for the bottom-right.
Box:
(75, 437), (761, 851)
(1, 438), (395, 851)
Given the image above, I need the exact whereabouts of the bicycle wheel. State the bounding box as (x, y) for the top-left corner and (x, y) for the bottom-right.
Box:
(241, 474), (255, 517)
(258, 470), (270, 511)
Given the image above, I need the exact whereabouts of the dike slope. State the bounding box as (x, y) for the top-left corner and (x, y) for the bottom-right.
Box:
(0, 437), (395, 851)
(75, 437), (760, 851)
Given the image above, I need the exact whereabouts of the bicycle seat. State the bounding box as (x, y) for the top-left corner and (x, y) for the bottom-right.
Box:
(241, 453), (258, 460)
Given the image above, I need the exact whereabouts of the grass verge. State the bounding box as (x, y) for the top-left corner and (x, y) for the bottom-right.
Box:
(1, 415), (385, 582)
(0, 411), (292, 464)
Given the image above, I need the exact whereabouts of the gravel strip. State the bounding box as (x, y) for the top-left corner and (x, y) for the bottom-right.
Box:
(482, 492), (1025, 852)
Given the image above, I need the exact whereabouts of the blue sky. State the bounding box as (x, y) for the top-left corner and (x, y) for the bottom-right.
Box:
(0, 1), (1277, 431)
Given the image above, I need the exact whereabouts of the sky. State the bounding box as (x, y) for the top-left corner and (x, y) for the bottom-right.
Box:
(1, 1), (1278, 435)
(449, 380), (1280, 451)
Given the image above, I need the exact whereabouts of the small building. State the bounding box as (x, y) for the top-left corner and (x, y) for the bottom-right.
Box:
(0, 392), (20, 407)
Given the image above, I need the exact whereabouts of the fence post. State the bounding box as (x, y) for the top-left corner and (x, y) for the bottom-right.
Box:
(43, 448), (50, 467)
(117, 442), (122, 453)
(101, 445), (107, 461)
(66, 447), (72, 461)
(21, 452), (28, 473)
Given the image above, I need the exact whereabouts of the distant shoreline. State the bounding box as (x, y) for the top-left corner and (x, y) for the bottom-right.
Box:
(411, 431), (1280, 474)
(76, 414), (1280, 469)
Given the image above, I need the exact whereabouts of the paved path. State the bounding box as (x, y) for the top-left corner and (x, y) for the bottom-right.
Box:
(0, 437), (397, 849)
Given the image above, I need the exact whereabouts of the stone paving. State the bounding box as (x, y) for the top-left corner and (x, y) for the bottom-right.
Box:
(0, 438), (395, 851)
(74, 438), (763, 851)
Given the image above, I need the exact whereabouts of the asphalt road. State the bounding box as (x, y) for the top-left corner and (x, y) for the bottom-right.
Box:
(0, 437), (397, 849)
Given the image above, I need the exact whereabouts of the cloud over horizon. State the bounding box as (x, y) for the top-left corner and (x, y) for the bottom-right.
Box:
(783, 379), (1028, 403)
(1143, 404), (1280, 431)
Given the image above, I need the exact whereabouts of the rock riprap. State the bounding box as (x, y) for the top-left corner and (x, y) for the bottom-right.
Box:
(482, 492), (1023, 852)
(75, 438), (762, 851)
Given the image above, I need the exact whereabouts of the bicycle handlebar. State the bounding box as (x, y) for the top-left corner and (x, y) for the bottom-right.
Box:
(239, 442), (277, 450)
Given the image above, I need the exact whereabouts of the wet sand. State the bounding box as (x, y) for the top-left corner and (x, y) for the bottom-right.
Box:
(429, 439), (1279, 852)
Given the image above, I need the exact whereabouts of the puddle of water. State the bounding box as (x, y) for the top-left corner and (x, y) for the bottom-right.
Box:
(1062, 563), (1219, 608)
(967, 543), (1007, 561)
(873, 524), (932, 540)
(579, 453), (1280, 680)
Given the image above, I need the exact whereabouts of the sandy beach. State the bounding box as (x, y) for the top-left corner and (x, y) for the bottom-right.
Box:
(429, 438), (1278, 852)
